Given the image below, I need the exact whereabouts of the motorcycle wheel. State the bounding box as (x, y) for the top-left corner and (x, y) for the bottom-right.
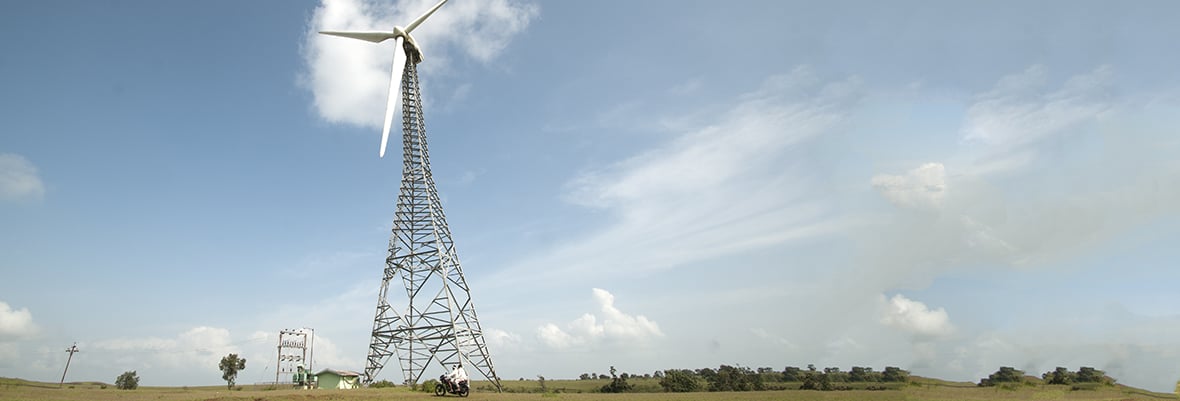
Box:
(459, 386), (469, 397)
(434, 384), (446, 396)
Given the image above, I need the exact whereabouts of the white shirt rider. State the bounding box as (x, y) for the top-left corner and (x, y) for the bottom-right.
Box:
(449, 364), (468, 383)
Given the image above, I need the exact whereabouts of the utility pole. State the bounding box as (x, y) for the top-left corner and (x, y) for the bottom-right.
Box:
(60, 343), (78, 388)
(303, 327), (315, 372)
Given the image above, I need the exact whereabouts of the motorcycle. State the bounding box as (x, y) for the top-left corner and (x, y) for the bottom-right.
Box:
(435, 374), (469, 397)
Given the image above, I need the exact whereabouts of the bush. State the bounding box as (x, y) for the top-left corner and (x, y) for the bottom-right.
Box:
(420, 379), (439, 393)
(979, 367), (1024, 387)
(370, 379), (397, 388)
(659, 370), (701, 392)
(115, 371), (139, 390)
(600, 366), (633, 393)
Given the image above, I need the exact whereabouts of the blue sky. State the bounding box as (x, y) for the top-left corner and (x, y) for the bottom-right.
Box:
(3, 0), (1180, 392)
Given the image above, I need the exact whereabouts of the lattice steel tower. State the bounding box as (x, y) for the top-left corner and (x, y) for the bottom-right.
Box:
(362, 50), (501, 391)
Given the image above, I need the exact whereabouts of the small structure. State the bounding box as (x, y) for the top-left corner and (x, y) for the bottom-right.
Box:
(293, 365), (313, 389)
(315, 369), (361, 389)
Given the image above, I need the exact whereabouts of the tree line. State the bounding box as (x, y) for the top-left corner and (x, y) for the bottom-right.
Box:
(580, 364), (911, 392)
(979, 366), (1115, 387)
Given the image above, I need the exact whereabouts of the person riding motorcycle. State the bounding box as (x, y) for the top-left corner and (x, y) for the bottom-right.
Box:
(443, 364), (469, 393)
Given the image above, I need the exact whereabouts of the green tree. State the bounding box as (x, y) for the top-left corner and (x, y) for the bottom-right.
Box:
(659, 369), (701, 392)
(882, 366), (909, 382)
(218, 353), (247, 389)
(800, 369), (831, 391)
(1042, 367), (1075, 385)
(115, 370), (139, 390)
(850, 366), (881, 382)
(979, 366), (1024, 387)
(782, 366), (803, 382)
(705, 365), (763, 391)
(600, 366), (633, 393)
(1075, 367), (1107, 383)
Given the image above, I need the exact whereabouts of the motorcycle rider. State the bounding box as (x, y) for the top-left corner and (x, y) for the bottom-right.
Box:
(446, 364), (469, 392)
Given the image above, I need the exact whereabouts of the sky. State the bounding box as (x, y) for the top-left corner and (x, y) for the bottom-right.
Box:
(2, 0), (1180, 393)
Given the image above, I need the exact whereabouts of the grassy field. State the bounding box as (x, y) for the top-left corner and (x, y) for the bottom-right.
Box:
(2, 376), (1175, 401)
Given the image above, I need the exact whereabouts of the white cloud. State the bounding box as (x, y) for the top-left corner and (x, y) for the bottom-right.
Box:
(301, 0), (539, 129)
(0, 301), (37, 340)
(0, 153), (45, 202)
(491, 69), (858, 287)
(962, 65), (1114, 169)
(880, 294), (954, 339)
(537, 288), (662, 350)
(92, 326), (238, 368)
(871, 162), (947, 210)
(484, 328), (522, 351)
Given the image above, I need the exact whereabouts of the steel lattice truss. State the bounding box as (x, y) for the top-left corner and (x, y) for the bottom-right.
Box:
(363, 56), (501, 392)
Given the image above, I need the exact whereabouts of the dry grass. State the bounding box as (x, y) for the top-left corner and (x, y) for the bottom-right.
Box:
(1, 377), (1174, 401)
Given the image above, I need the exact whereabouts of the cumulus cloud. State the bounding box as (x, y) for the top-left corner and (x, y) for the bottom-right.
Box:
(0, 153), (45, 202)
(0, 301), (37, 339)
(880, 294), (954, 339)
(93, 326), (238, 368)
(537, 288), (662, 350)
(301, 0), (539, 128)
(484, 328), (522, 351)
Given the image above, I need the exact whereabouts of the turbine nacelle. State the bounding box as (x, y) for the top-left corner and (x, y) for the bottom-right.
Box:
(319, 0), (448, 157)
(318, 27), (425, 64)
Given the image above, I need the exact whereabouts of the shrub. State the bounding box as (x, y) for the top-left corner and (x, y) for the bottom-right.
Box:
(420, 379), (439, 393)
(659, 370), (701, 392)
(115, 371), (139, 390)
(370, 379), (396, 388)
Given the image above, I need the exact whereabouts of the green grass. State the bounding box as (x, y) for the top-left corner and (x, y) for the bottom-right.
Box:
(1, 376), (1174, 401)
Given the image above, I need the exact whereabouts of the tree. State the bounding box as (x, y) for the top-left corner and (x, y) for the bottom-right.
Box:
(705, 365), (762, 391)
(1075, 367), (1107, 383)
(1042, 367), (1075, 385)
(979, 366), (1023, 387)
(218, 353), (247, 389)
(800, 369), (831, 391)
(782, 366), (803, 382)
(600, 366), (633, 393)
(659, 369), (701, 392)
(850, 366), (881, 382)
(882, 366), (909, 382)
(579, 373), (592, 380)
(115, 370), (139, 390)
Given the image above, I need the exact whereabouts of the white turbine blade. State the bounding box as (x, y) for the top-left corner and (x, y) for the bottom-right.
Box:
(318, 31), (396, 43)
(405, 0), (449, 33)
(380, 36), (408, 158)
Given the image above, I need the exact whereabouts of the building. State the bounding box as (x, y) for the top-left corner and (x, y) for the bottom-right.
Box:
(314, 369), (361, 389)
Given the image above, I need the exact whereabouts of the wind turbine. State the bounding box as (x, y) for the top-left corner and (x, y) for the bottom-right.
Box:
(319, 0), (448, 158)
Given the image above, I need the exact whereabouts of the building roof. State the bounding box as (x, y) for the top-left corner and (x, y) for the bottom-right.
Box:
(315, 369), (361, 377)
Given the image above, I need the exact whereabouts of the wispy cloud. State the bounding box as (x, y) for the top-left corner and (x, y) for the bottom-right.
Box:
(301, 0), (539, 129)
(861, 65), (1180, 288)
(962, 65), (1114, 172)
(0, 153), (45, 202)
(492, 68), (860, 286)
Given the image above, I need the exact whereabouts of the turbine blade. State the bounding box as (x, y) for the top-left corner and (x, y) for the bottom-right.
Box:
(380, 36), (408, 158)
(318, 31), (396, 43)
(405, 0), (448, 33)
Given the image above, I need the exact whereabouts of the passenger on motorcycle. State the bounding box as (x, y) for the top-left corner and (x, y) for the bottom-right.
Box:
(446, 364), (468, 392)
